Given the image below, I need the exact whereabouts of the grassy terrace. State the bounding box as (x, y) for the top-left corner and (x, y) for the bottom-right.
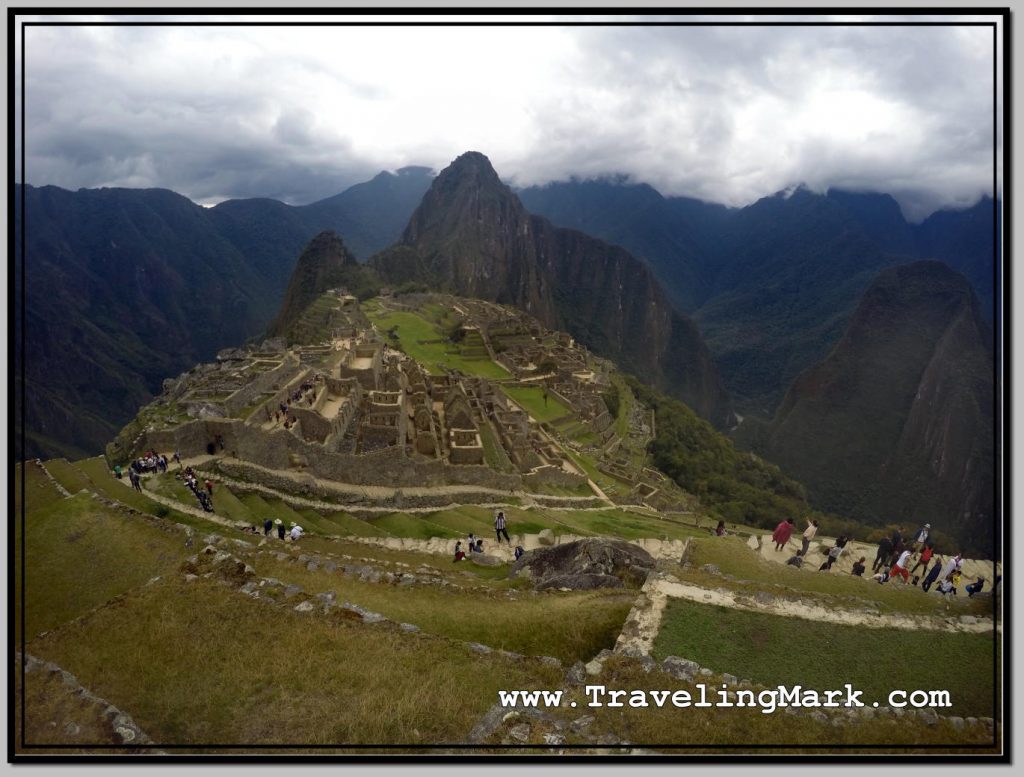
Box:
(16, 491), (189, 641)
(652, 598), (997, 718)
(254, 555), (634, 663)
(365, 305), (509, 379)
(27, 578), (565, 746)
(501, 385), (572, 424)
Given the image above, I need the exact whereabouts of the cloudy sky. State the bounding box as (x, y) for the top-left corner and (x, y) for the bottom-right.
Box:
(16, 12), (1002, 221)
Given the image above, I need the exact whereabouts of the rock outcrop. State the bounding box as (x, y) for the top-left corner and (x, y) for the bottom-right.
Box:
(509, 538), (656, 590)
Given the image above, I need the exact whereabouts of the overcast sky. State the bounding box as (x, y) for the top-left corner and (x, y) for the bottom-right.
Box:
(16, 13), (1002, 222)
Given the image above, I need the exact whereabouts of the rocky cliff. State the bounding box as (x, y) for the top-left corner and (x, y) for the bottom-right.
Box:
(371, 152), (733, 427)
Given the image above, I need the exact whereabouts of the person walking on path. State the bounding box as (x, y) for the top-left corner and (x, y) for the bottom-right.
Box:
(494, 511), (510, 544)
(890, 548), (913, 583)
(910, 545), (934, 575)
(799, 519), (819, 556)
(873, 536), (893, 573)
(921, 557), (943, 592)
(772, 518), (796, 551)
(276, 519), (285, 540)
(263, 518), (273, 536)
(966, 577), (986, 597)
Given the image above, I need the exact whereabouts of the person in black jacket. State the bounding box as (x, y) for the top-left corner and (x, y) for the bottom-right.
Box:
(276, 519), (285, 540)
(921, 556), (943, 592)
(873, 536), (893, 573)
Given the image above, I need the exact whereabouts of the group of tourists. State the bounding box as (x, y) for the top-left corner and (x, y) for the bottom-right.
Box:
(182, 467), (214, 512)
(775, 517), (990, 597)
(254, 517), (303, 541)
(131, 451), (167, 474)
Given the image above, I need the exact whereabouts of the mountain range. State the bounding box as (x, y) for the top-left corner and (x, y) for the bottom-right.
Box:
(14, 153), (998, 550)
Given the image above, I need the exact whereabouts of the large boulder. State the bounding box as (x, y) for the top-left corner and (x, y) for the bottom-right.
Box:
(510, 538), (656, 590)
(537, 529), (556, 546)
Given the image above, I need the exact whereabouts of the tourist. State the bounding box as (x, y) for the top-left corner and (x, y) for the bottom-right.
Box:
(949, 569), (962, 594)
(472, 539), (484, 553)
(818, 543), (843, 571)
(205, 480), (214, 495)
(467, 533), (476, 551)
(851, 557), (867, 576)
(910, 544), (934, 575)
(713, 520), (727, 537)
(966, 577), (986, 597)
(786, 554), (803, 568)
(936, 556), (958, 588)
(276, 518), (285, 540)
(872, 570), (891, 584)
(453, 541), (466, 562)
(772, 517), (796, 551)
(912, 523), (931, 551)
(937, 578), (955, 596)
(290, 523), (304, 542)
(263, 518), (273, 536)
(494, 511), (510, 544)
(798, 518), (818, 556)
(514, 546), (525, 561)
(872, 535), (893, 573)
(889, 548), (913, 583)
(173, 450), (181, 468)
(921, 557), (943, 592)
(113, 464), (122, 480)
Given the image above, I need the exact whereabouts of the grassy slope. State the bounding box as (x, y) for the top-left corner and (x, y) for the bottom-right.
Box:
(16, 492), (188, 640)
(255, 555), (633, 663)
(28, 578), (564, 746)
(652, 598), (996, 718)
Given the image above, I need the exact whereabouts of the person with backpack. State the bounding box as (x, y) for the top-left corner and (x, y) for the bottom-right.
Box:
(910, 544), (934, 575)
(263, 518), (273, 536)
(819, 543), (844, 571)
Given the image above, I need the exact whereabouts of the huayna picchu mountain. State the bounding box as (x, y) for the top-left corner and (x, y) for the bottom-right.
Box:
(737, 260), (994, 553)
(268, 231), (362, 339)
(369, 152), (734, 428)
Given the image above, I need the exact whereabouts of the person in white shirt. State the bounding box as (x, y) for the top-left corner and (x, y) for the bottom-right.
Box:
(890, 549), (913, 582)
(290, 524), (304, 541)
(799, 519), (819, 557)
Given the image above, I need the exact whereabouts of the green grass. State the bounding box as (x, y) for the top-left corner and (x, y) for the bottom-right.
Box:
(255, 555), (634, 663)
(322, 512), (394, 538)
(501, 385), (572, 424)
(28, 578), (565, 745)
(478, 424), (514, 472)
(41, 459), (93, 495)
(14, 462), (67, 516)
(368, 513), (461, 540)
(652, 598), (996, 717)
(368, 309), (509, 379)
(16, 492), (188, 640)
(550, 509), (703, 542)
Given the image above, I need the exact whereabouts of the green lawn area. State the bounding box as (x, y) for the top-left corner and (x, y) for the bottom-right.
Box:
(368, 309), (509, 379)
(652, 598), (997, 718)
(501, 385), (572, 424)
(367, 512), (462, 540)
(16, 492), (188, 641)
(28, 578), (565, 745)
(478, 423), (515, 472)
(253, 555), (634, 664)
(40, 459), (93, 495)
(551, 508), (702, 542)
(14, 462), (66, 516)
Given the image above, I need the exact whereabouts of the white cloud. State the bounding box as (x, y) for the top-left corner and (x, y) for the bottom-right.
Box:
(19, 17), (1000, 219)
